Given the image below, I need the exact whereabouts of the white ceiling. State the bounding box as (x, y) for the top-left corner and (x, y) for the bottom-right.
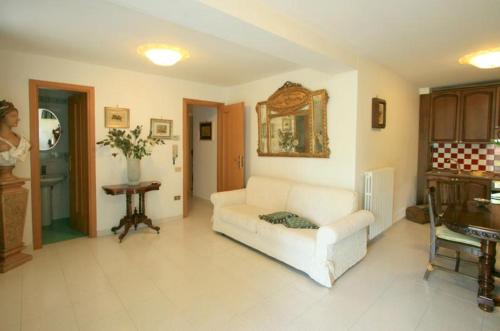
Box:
(1, 0), (499, 88)
(0, 0), (299, 86)
(258, 0), (500, 87)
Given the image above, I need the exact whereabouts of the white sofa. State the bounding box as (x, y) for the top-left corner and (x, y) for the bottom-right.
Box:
(210, 176), (375, 287)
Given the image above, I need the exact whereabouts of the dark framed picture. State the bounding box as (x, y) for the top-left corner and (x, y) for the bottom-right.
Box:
(150, 118), (172, 139)
(200, 122), (212, 140)
(105, 107), (130, 128)
(282, 117), (291, 131)
(372, 98), (386, 129)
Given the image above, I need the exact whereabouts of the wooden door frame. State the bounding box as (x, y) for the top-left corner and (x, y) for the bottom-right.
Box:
(182, 98), (224, 217)
(29, 79), (96, 249)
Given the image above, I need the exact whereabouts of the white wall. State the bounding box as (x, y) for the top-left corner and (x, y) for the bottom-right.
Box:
(0, 50), (226, 246)
(226, 64), (419, 224)
(355, 59), (420, 222)
(191, 105), (218, 200)
(226, 68), (358, 191)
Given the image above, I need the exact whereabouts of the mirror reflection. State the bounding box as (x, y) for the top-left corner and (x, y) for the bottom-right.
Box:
(39, 108), (61, 151)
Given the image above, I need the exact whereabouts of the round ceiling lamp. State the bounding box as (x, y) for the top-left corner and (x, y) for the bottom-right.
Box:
(137, 44), (189, 66)
(459, 47), (500, 69)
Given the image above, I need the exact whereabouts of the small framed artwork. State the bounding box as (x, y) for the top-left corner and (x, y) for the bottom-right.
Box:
(200, 122), (212, 140)
(282, 117), (291, 131)
(372, 98), (386, 129)
(150, 118), (173, 139)
(105, 107), (130, 128)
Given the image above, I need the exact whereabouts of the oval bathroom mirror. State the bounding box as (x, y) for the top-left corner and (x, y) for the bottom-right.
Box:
(39, 108), (61, 151)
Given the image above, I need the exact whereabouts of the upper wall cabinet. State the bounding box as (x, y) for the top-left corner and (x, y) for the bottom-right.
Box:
(430, 91), (460, 142)
(256, 81), (330, 158)
(429, 85), (497, 143)
(460, 87), (495, 142)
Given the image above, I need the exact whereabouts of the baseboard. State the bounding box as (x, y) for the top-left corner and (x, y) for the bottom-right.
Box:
(97, 215), (183, 237)
(393, 208), (406, 223)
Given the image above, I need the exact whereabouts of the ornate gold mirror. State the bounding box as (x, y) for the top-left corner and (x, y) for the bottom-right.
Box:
(256, 81), (330, 158)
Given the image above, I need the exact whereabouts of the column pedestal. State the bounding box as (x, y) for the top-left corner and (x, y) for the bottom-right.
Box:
(0, 166), (32, 273)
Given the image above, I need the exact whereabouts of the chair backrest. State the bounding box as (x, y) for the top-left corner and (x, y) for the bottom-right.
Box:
(434, 179), (466, 215)
(428, 187), (439, 237)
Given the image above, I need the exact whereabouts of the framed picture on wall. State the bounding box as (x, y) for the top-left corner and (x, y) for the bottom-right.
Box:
(281, 117), (291, 131)
(372, 98), (386, 129)
(200, 122), (212, 140)
(150, 118), (173, 139)
(104, 107), (130, 128)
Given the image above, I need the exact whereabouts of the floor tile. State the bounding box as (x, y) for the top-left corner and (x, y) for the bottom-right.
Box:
(1, 198), (497, 331)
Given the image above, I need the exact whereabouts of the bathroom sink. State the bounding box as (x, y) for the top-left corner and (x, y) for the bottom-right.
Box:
(40, 174), (66, 227)
(41, 174), (66, 187)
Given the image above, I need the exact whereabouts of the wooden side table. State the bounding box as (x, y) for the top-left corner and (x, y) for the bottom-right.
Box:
(102, 181), (161, 242)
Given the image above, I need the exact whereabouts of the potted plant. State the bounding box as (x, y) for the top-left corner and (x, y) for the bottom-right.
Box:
(97, 125), (164, 184)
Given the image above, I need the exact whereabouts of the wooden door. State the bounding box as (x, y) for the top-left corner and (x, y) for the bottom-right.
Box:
(460, 87), (495, 142)
(221, 102), (245, 191)
(430, 91), (460, 142)
(68, 94), (89, 234)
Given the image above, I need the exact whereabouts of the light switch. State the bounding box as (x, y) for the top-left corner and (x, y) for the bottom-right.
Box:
(172, 144), (178, 165)
(175, 166), (182, 172)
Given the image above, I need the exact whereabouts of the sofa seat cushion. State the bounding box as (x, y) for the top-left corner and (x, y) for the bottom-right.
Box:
(217, 204), (273, 233)
(256, 220), (316, 253)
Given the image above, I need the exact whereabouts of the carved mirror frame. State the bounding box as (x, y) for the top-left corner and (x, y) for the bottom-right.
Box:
(256, 81), (330, 158)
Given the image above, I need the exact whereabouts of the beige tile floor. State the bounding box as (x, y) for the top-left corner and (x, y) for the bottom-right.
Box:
(1, 198), (499, 331)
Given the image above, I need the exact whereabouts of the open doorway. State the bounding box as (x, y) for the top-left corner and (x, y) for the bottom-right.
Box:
(29, 80), (96, 249)
(188, 104), (218, 208)
(182, 99), (245, 217)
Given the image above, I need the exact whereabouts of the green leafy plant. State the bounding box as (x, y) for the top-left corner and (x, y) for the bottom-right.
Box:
(278, 129), (298, 152)
(96, 125), (165, 159)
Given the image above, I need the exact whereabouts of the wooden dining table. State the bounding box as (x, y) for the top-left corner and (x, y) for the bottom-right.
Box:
(441, 201), (500, 312)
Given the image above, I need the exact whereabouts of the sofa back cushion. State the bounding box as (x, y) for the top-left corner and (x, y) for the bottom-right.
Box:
(286, 184), (358, 226)
(246, 176), (293, 210)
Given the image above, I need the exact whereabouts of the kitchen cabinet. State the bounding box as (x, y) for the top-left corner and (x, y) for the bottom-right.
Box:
(460, 87), (495, 142)
(426, 172), (492, 210)
(430, 91), (460, 142)
(429, 85), (497, 143)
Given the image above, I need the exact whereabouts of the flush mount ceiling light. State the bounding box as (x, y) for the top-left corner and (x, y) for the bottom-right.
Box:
(459, 47), (500, 69)
(137, 44), (189, 66)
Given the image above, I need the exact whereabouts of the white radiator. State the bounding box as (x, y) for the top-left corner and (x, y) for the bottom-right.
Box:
(364, 167), (394, 240)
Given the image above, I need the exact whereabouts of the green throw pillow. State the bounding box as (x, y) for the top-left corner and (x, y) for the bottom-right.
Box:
(259, 211), (297, 224)
(284, 216), (319, 229)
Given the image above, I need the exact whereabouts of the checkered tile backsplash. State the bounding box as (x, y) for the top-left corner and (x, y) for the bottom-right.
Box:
(431, 143), (500, 172)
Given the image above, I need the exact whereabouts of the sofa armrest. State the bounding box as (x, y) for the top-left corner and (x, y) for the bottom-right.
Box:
(210, 189), (246, 209)
(316, 210), (375, 245)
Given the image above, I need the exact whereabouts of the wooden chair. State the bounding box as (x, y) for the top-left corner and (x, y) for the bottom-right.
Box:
(424, 185), (481, 280)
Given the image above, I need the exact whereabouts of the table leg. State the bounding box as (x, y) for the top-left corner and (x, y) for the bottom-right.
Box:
(111, 216), (127, 234)
(143, 218), (160, 234)
(134, 207), (139, 230)
(139, 193), (145, 215)
(477, 240), (498, 312)
(111, 192), (135, 241)
(126, 193), (133, 215)
(139, 192), (159, 234)
(118, 222), (133, 243)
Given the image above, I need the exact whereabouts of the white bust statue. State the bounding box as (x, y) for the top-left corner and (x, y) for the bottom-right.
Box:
(0, 100), (30, 168)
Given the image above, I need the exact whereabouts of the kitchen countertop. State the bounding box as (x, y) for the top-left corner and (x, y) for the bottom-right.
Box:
(426, 169), (500, 181)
